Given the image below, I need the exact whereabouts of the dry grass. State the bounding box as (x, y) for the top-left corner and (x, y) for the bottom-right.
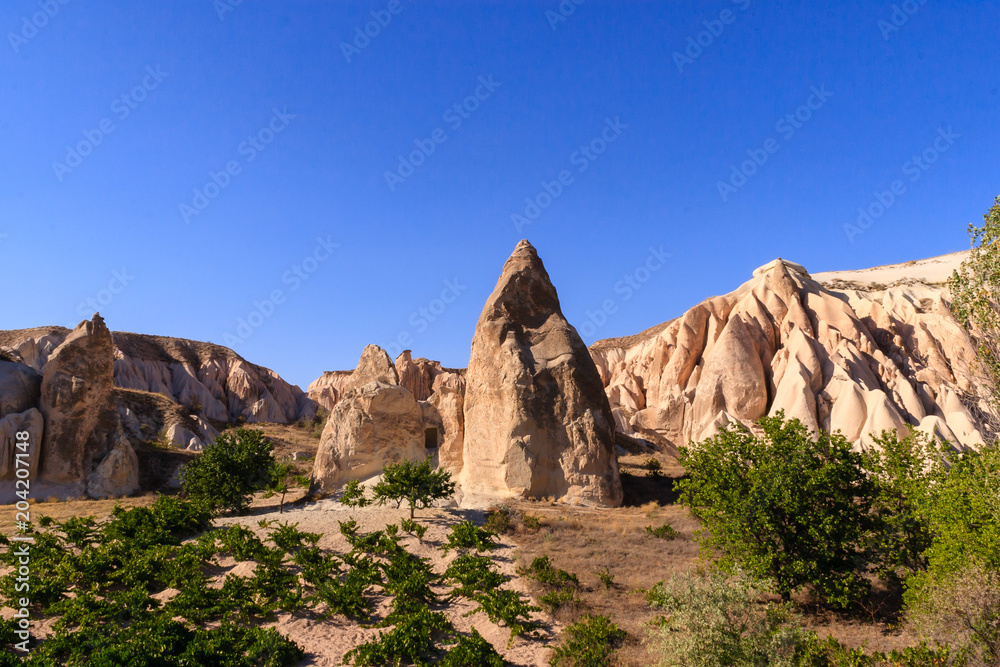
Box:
(0, 495), (157, 535)
(502, 484), (701, 666)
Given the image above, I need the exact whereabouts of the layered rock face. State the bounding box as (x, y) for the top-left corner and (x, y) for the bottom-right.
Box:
(0, 326), (317, 452)
(37, 315), (139, 497)
(311, 346), (431, 492)
(591, 253), (990, 451)
(459, 240), (623, 508)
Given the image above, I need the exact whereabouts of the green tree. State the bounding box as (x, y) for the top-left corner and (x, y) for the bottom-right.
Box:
(179, 428), (278, 514)
(675, 414), (876, 609)
(949, 193), (1000, 434)
(371, 458), (456, 519)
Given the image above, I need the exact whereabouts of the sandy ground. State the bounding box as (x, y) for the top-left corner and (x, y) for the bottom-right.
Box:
(214, 501), (559, 667)
(812, 250), (968, 287)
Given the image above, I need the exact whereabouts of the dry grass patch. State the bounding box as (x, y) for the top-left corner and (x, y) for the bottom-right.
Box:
(502, 496), (700, 667)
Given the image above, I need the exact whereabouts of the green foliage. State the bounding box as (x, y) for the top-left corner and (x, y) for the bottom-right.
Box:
(439, 628), (506, 667)
(371, 457), (456, 519)
(467, 588), (542, 647)
(597, 567), (615, 590)
(949, 194), (1000, 410)
(340, 479), (371, 508)
(343, 605), (453, 667)
(441, 521), (498, 554)
(180, 428), (279, 514)
(484, 503), (518, 534)
(676, 414), (876, 609)
(645, 523), (681, 540)
(647, 569), (813, 667)
(518, 555), (580, 590)
(444, 554), (506, 598)
(522, 513), (542, 531)
(550, 615), (627, 667)
(400, 518), (429, 541)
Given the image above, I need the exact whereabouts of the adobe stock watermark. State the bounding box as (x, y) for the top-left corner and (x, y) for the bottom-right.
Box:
(385, 75), (502, 192)
(52, 66), (169, 182)
(546, 0), (584, 30)
(844, 127), (959, 244)
(7, 0), (70, 54)
(717, 85), (833, 202)
(673, 0), (751, 73)
(214, 0), (243, 20)
(67, 268), (135, 327)
(511, 117), (628, 233)
(179, 107), (296, 224)
(341, 0), (407, 64)
(223, 236), (339, 346)
(878, 0), (927, 41)
(384, 278), (467, 358)
(578, 245), (671, 338)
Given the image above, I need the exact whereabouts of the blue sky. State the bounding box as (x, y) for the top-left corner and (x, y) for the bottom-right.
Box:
(2, 1), (998, 389)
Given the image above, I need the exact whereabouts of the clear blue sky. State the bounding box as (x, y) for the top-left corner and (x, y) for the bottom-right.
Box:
(2, 1), (998, 389)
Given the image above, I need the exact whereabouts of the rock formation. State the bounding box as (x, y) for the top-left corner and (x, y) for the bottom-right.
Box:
(0, 361), (41, 419)
(37, 315), (139, 497)
(459, 240), (623, 508)
(0, 326), (317, 453)
(0, 408), (43, 480)
(311, 346), (430, 492)
(591, 252), (990, 452)
(396, 351), (465, 401)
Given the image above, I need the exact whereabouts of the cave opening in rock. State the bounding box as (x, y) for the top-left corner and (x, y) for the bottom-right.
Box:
(424, 427), (438, 449)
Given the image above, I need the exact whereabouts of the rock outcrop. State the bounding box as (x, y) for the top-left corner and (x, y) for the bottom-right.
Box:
(37, 315), (139, 497)
(0, 326), (317, 454)
(459, 240), (623, 508)
(306, 371), (353, 412)
(591, 253), (990, 451)
(396, 352), (466, 401)
(0, 361), (42, 419)
(311, 345), (430, 492)
(0, 408), (43, 480)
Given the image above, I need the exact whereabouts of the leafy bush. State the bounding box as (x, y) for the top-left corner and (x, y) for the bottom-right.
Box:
(371, 457), (456, 519)
(597, 567), (615, 590)
(518, 555), (580, 590)
(646, 456), (663, 477)
(180, 428), (279, 514)
(400, 517), (429, 541)
(440, 628), (506, 667)
(340, 479), (370, 508)
(645, 523), (681, 540)
(485, 503), (519, 534)
(522, 513), (542, 531)
(343, 605), (453, 667)
(550, 614), (626, 667)
(467, 588), (542, 646)
(907, 564), (999, 666)
(647, 569), (813, 667)
(444, 554), (506, 598)
(441, 521), (498, 554)
(676, 414), (876, 609)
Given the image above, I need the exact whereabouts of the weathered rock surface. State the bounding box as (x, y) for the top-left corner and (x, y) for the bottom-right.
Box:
(34, 315), (139, 498)
(311, 382), (428, 492)
(0, 327), (317, 439)
(0, 408), (43, 480)
(0, 361), (42, 419)
(429, 387), (465, 476)
(591, 252), (991, 451)
(396, 351), (466, 401)
(306, 370), (354, 412)
(86, 432), (140, 499)
(459, 240), (623, 508)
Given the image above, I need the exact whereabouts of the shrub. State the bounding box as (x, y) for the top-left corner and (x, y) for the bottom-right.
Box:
(907, 564), (1000, 666)
(371, 457), (456, 519)
(518, 555), (580, 590)
(340, 479), (370, 508)
(343, 605), (453, 667)
(440, 628), (506, 667)
(441, 521), (498, 554)
(467, 588), (542, 646)
(550, 614), (627, 667)
(645, 523), (681, 540)
(180, 429), (279, 514)
(485, 503), (518, 534)
(522, 513), (542, 531)
(646, 456), (663, 477)
(400, 517), (429, 541)
(597, 567), (615, 590)
(646, 569), (813, 667)
(676, 414), (876, 609)
(444, 554), (506, 598)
